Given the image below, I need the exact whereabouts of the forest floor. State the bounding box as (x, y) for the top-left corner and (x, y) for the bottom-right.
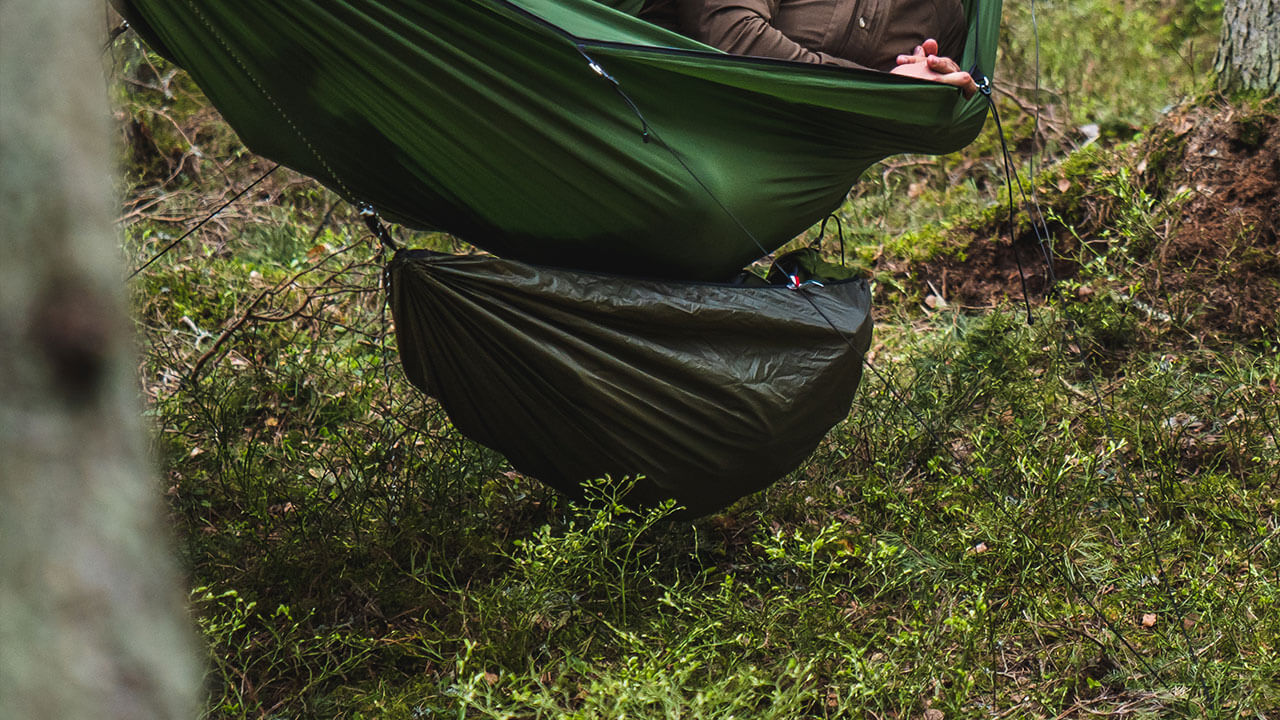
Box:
(111, 4), (1278, 718)
(883, 101), (1279, 341)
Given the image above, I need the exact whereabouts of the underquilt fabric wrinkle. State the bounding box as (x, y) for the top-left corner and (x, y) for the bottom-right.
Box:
(389, 251), (873, 516)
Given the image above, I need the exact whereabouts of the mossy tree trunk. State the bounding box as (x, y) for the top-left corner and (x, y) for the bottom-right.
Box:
(1214, 0), (1279, 95)
(0, 2), (201, 719)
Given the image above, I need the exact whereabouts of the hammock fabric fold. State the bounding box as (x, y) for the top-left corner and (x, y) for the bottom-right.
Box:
(114, 0), (999, 279)
(389, 250), (873, 516)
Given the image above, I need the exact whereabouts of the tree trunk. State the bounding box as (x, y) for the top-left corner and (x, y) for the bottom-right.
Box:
(0, 2), (202, 719)
(1214, 0), (1279, 95)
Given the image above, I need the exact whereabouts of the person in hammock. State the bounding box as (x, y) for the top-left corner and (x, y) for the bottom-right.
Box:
(640, 0), (978, 98)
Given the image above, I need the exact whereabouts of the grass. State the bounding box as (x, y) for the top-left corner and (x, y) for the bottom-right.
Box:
(107, 1), (1280, 717)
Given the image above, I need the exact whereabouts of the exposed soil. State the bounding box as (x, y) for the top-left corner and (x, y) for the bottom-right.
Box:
(890, 100), (1279, 341)
(1145, 102), (1279, 339)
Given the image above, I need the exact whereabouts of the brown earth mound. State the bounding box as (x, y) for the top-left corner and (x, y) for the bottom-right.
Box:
(896, 100), (1279, 341)
(1146, 102), (1279, 339)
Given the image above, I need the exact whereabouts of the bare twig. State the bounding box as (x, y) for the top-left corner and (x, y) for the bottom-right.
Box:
(187, 238), (371, 382)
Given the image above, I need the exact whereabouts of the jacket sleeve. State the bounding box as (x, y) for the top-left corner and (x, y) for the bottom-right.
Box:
(677, 0), (871, 70)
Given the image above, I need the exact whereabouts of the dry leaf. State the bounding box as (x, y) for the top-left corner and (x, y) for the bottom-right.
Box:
(264, 417), (278, 428)
(1057, 177), (1070, 193)
(1141, 613), (1157, 628)
(972, 542), (989, 554)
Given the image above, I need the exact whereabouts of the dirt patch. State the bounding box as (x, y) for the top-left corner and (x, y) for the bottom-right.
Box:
(1143, 102), (1279, 340)
(910, 231), (1078, 312)
(889, 100), (1279, 341)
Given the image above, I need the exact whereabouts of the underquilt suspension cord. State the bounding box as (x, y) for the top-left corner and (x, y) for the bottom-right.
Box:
(127, 163), (279, 279)
(359, 203), (401, 252)
(979, 77), (1056, 322)
(582, 46), (1174, 684)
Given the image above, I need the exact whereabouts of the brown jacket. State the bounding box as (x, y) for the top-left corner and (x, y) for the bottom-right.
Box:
(640, 0), (966, 72)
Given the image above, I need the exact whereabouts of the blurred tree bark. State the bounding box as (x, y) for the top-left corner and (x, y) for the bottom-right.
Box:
(1215, 0), (1279, 95)
(0, 2), (201, 719)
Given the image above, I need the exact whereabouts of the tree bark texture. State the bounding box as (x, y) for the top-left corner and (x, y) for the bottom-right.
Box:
(0, 2), (202, 719)
(1215, 0), (1279, 95)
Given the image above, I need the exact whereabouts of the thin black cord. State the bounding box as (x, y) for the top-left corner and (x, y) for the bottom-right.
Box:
(127, 163), (280, 279)
(577, 48), (773, 261)
(982, 89), (1041, 323)
(812, 214), (846, 267)
(359, 204), (401, 252)
(1031, 0), (1044, 190)
(1055, 312), (1207, 692)
(983, 86), (1058, 289)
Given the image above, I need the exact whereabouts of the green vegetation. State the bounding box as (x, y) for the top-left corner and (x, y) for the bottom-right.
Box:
(110, 1), (1278, 717)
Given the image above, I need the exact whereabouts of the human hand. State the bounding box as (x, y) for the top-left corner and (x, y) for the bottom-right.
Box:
(891, 38), (977, 99)
(895, 38), (940, 66)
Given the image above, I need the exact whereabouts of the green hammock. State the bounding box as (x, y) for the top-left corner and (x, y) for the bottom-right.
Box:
(115, 0), (998, 279)
(116, 0), (1000, 513)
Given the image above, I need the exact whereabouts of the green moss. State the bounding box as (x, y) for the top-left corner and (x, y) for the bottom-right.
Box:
(884, 222), (964, 262)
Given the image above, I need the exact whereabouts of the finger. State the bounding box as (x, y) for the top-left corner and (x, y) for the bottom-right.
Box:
(936, 71), (976, 97)
(927, 55), (959, 73)
(921, 38), (939, 56)
(897, 53), (927, 65)
(931, 71), (966, 86)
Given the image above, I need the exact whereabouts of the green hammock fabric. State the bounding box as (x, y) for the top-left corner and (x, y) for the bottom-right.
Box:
(115, 0), (999, 279)
(389, 250), (873, 516)
(117, 0), (1002, 512)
